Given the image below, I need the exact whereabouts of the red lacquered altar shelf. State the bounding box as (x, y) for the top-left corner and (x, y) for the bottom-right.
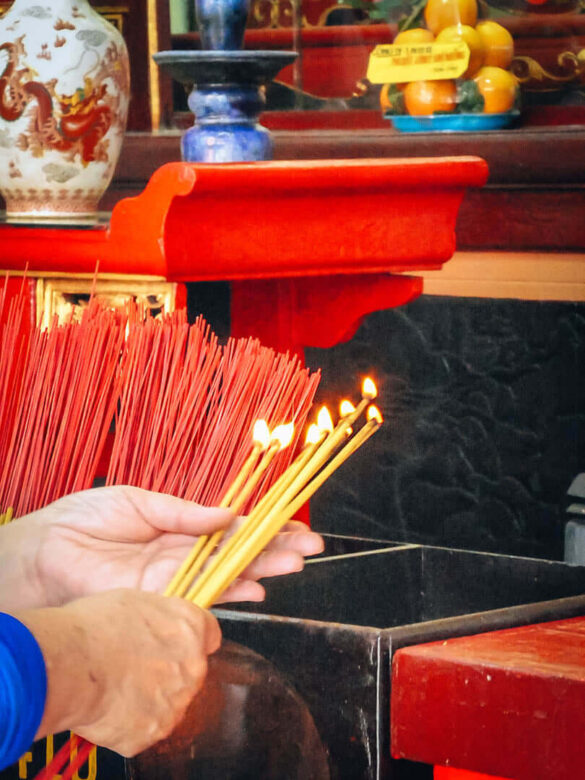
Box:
(0, 158), (487, 354)
(391, 616), (585, 780)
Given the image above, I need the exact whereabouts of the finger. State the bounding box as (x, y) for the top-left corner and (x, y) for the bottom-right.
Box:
(264, 524), (325, 557)
(201, 608), (222, 653)
(164, 597), (222, 654)
(240, 549), (305, 581)
(216, 578), (266, 604)
(138, 549), (199, 594)
(122, 487), (235, 537)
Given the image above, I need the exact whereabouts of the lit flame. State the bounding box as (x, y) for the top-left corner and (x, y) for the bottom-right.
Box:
(252, 419), (271, 449)
(317, 406), (334, 434)
(362, 377), (377, 400)
(272, 422), (294, 449)
(367, 405), (383, 424)
(305, 423), (322, 446)
(339, 400), (356, 417)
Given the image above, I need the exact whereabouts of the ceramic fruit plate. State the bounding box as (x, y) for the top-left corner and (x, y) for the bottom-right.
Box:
(386, 111), (520, 133)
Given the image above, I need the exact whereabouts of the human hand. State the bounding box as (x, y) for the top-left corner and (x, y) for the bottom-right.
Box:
(14, 589), (221, 756)
(0, 486), (324, 610)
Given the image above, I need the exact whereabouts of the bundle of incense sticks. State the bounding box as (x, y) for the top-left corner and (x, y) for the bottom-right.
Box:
(38, 382), (382, 780)
(0, 287), (127, 518)
(107, 309), (320, 511)
(0, 289), (320, 521)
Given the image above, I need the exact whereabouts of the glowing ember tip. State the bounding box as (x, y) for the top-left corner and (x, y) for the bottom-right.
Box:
(252, 419), (271, 449)
(317, 406), (334, 434)
(362, 377), (377, 400)
(305, 424), (322, 445)
(272, 422), (294, 449)
(367, 405), (383, 424)
(340, 400), (356, 417)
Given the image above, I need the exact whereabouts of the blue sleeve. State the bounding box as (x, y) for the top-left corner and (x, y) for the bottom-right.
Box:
(0, 613), (47, 771)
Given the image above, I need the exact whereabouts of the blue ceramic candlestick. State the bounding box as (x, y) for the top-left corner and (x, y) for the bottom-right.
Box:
(185, 84), (270, 162)
(196, 0), (249, 49)
(154, 0), (296, 163)
(154, 50), (295, 163)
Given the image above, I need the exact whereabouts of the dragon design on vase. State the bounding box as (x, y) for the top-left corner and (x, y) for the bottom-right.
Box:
(0, 34), (127, 166)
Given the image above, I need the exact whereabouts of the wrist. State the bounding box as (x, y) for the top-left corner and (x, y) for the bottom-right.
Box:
(11, 605), (101, 739)
(0, 518), (48, 611)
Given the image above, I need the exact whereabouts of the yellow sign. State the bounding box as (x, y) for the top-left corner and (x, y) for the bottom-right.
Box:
(367, 42), (470, 84)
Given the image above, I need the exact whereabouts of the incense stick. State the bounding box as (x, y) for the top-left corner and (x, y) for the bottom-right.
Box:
(182, 429), (325, 602)
(187, 395), (381, 608)
(168, 424), (294, 598)
(190, 413), (381, 609)
(164, 439), (265, 598)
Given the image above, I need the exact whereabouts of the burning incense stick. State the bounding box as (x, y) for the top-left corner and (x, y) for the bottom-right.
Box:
(279, 405), (383, 521)
(187, 381), (380, 608)
(164, 422), (269, 598)
(180, 424), (326, 602)
(165, 422), (295, 599)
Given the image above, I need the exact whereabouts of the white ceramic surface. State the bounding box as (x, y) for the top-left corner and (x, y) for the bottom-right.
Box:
(0, 0), (130, 221)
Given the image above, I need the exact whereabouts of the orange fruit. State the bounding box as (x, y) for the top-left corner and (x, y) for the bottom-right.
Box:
(436, 23), (485, 78)
(475, 20), (515, 69)
(403, 79), (457, 115)
(473, 66), (518, 113)
(423, 0), (477, 36)
(380, 83), (407, 113)
(394, 27), (435, 44)
(380, 84), (393, 112)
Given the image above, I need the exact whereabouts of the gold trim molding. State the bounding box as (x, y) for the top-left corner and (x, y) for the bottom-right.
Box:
(35, 277), (179, 328)
(511, 50), (585, 88)
(252, 0), (309, 28)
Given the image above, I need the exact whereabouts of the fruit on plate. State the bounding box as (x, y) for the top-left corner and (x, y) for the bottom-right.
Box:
(394, 27), (435, 44)
(435, 23), (485, 78)
(423, 0), (478, 35)
(475, 20), (515, 69)
(403, 79), (458, 115)
(473, 65), (518, 113)
(381, 0), (519, 121)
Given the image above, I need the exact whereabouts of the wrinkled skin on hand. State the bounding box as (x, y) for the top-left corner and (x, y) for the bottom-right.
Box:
(15, 589), (222, 756)
(0, 486), (324, 611)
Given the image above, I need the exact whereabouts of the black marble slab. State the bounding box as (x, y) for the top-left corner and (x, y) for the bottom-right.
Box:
(305, 295), (585, 560)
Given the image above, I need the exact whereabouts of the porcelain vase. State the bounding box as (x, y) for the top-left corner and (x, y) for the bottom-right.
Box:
(0, 0), (130, 222)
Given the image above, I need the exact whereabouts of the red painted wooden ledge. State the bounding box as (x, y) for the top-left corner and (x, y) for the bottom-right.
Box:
(0, 157), (487, 353)
(391, 616), (585, 780)
(0, 158), (487, 279)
